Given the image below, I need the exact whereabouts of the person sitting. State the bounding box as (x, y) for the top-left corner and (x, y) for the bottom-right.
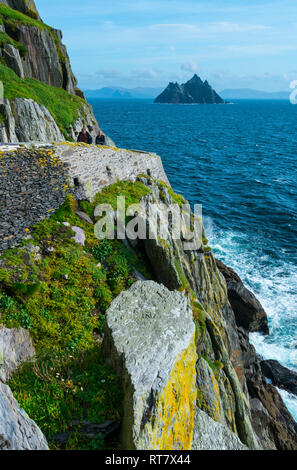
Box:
(77, 128), (93, 144)
(95, 130), (106, 145)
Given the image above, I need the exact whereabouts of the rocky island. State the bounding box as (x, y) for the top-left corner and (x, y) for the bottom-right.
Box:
(154, 74), (225, 104)
(0, 0), (297, 452)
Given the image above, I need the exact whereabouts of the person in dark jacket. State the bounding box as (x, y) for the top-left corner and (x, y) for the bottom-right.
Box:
(77, 128), (93, 144)
(95, 130), (106, 145)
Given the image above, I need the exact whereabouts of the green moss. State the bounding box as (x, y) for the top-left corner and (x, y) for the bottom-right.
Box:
(201, 355), (224, 378)
(0, 4), (48, 30)
(203, 246), (212, 253)
(8, 348), (123, 448)
(0, 184), (157, 449)
(192, 300), (207, 341)
(0, 63), (86, 139)
(93, 180), (151, 210)
(157, 180), (186, 207)
(78, 200), (94, 219)
(92, 239), (113, 263)
(174, 258), (189, 290)
(0, 31), (27, 57)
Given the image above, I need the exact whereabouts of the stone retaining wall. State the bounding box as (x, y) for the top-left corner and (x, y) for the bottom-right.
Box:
(0, 142), (170, 252)
(55, 143), (170, 201)
(0, 146), (69, 252)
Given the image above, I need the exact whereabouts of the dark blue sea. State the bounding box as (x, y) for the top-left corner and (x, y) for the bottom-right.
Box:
(90, 98), (297, 419)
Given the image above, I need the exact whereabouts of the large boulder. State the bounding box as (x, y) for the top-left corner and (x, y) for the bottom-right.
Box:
(261, 360), (297, 396)
(0, 327), (35, 382)
(0, 381), (48, 450)
(102, 281), (197, 450)
(216, 259), (269, 334)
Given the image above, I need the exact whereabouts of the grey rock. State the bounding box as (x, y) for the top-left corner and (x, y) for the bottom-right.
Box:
(261, 360), (297, 396)
(133, 269), (147, 281)
(0, 99), (18, 142)
(196, 357), (224, 424)
(71, 226), (86, 246)
(13, 98), (64, 142)
(75, 210), (93, 224)
(3, 44), (24, 79)
(0, 327), (35, 383)
(0, 381), (48, 450)
(192, 407), (248, 450)
(216, 259), (269, 334)
(103, 281), (197, 450)
(205, 314), (259, 449)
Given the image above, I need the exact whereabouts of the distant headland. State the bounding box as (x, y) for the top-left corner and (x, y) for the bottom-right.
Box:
(154, 74), (225, 104)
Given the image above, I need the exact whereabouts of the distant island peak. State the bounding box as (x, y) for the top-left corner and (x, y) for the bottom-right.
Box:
(154, 74), (225, 104)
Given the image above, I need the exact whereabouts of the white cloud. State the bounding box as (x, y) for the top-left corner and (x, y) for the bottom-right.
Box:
(181, 62), (199, 73)
(207, 22), (269, 33)
(131, 68), (159, 79)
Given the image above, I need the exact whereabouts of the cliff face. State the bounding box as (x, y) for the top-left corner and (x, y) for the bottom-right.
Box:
(155, 74), (224, 104)
(0, 1), (100, 142)
(0, 142), (297, 450)
(0, 1), (296, 454)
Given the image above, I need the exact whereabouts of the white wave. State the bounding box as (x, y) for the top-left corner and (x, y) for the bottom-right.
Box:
(277, 388), (297, 422)
(204, 216), (297, 421)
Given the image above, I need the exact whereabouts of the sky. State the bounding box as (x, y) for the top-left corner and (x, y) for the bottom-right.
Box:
(36, 0), (297, 92)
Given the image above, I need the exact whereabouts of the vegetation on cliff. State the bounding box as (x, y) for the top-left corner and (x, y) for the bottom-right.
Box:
(0, 3), (98, 141)
(0, 182), (154, 449)
(0, 63), (88, 138)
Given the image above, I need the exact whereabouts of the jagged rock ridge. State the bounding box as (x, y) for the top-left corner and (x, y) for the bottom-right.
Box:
(155, 74), (225, 104)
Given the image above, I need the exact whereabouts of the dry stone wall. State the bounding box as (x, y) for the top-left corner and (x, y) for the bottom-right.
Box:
(0, 142), (170, 252)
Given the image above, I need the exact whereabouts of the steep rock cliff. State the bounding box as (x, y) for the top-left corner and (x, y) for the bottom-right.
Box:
(0, 1), (101, 141)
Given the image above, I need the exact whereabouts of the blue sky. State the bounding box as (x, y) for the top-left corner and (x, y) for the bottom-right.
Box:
(36, 0), (297, 91)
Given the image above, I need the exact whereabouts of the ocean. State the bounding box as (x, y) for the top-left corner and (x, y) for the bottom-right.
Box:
(90, 98), (297, 420)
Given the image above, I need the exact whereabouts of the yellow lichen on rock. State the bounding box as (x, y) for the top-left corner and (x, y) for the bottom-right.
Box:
(139, 333), (197, 450)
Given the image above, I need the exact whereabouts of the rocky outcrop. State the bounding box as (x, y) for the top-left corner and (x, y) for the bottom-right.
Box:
(155, 74), (224, 104)
(0, 327), (35, 382)
(0, 1), (76, 93)
(192, 407), (248, 450)
(261, 360), (297, 396)
(121, 177), (297, 450)
(0, 1), (102, 142)
(0, 381), (48, 450)
(114, 179), (259, 449)
(103, 281), (197, 450)
(216, 259), (269, 335)
(3, 43), (24, 79)
(238, 327), (297, 450)
(0, 98), (64, 142)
